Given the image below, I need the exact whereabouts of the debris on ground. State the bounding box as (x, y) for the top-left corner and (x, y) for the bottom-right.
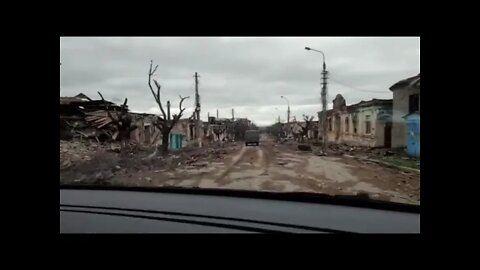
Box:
(297, 144), (312, 151)
(60, 140), (106, 170)
(384, 150), (395, 156)
(313, 149), (327, 156)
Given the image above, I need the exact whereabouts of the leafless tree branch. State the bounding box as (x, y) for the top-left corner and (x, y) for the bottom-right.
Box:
(148, 61), (167, 119)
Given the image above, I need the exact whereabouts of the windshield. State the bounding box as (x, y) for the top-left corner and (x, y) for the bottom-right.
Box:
(60, 37), (420, 206)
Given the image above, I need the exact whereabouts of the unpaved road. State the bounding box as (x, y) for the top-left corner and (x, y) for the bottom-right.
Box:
(108, 134), (420, 205)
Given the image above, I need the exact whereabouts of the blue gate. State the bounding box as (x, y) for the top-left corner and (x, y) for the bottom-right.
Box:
(404, 113), (420, 158)
(169, 133), (183, 151)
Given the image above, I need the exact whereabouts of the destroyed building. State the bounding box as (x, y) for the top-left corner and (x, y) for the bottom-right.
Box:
(289, 119), (319, 141)
(129, 112), (161, 145)
(60, 93), (125, 142)
(389, 73), (420, 149)
(62, 93), (243, 151)
(130, 113), (206, 149)
(205, 116), (254, 141)
(318, 95), (393, 148)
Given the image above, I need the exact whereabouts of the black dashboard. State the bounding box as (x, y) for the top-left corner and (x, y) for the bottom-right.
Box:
(60, 186), (420, 233)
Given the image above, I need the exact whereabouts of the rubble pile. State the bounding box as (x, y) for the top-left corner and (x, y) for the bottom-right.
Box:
(60, 94), (129, 142)
(60, 140), (106, 170)
(297, 144), (312, 151)
(178, 143), (237, 166)
(326, 144), (407, 158)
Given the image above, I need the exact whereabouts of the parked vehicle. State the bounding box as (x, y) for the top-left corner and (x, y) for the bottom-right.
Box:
(245, 130), (260, 146)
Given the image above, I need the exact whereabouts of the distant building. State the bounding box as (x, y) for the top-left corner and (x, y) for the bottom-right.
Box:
(389, 73), (420, 148)
(318, 94), (393, 147)
(130, 114), (205, 149)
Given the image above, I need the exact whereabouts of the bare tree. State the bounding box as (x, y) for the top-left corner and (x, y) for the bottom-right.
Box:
(148, 60), (190, 154)
(212, 124), (226, 141)
(97, 91), (137, 154)
(289, 117), (301, 141)
(299, 114), (315, 142)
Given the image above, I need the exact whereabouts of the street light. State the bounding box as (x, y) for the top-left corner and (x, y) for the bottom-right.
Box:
(305, 46), (328, 153)
(305, 47), (326, 70)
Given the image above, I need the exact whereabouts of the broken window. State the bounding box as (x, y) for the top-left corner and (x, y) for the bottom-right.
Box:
(365, 115), (371, 134)
(353, 115), (358, 134)
(328, 117), (332, 131)
(409, 94), (419, 113)
(345, 117), (349, 133)
(144, 125), (151, 143)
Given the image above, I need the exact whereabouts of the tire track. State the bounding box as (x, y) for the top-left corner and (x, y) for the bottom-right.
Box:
(215, 146), (249, 183)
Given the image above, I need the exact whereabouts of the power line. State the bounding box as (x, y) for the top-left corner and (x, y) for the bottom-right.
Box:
(329, 75), (390, 94)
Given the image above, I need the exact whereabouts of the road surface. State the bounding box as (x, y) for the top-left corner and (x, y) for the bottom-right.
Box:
(115, 133), (419, 205)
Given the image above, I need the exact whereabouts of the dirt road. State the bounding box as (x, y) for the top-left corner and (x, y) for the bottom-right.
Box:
(104, 134), (419, 205)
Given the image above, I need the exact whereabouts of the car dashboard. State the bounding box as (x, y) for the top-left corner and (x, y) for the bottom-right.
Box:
(60, 187), (420, 233)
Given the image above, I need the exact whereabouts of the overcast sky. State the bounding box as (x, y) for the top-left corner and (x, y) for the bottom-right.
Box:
(60, 37), (420, 126)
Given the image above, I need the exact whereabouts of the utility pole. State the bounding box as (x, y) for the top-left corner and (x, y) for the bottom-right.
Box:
(60, 62), (62, 94)
(232, 108), (234, 120)
(216, 109), (219, 119)
(305, 46), (328, 153)
(194, 72), (202, 147)
(321, 62), (328, 153)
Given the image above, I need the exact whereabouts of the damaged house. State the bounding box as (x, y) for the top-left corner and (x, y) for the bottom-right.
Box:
(129, 112), (161, 146)
(389, 73), (420, 157)
(205, 117), (254, 142)
(289, 119), (319, 141)
(207, 117), (231, 141)
(60, 93), (207, 151)
(60, 93), (126, 142)
(129, 113), (206, 149)
(318, 94), (393, 148)
(169, 118), (206, 149)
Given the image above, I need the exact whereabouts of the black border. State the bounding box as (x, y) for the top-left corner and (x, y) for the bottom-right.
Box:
(57, 34), (429, 242)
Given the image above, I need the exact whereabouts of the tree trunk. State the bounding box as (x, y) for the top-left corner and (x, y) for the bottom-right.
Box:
(161, 133), (169, 154)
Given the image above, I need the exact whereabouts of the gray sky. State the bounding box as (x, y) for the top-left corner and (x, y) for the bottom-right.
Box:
(60, 37), (420, 126)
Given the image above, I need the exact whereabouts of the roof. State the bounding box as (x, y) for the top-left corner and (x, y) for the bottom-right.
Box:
(60, 97), (85, 104)
(60, 95), (119, 107)
(389, 73), (420, 91)
(129, 112), (157, 117)
(75, 93), (92, 100)
(347, 98), (392, 112)
(60, 93), (94, 104)
(318, 98), (392, 115)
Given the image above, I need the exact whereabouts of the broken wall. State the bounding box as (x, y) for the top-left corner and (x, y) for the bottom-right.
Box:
(325, 105), (391, 147)
(130, 114), (162, 146)
(392, 86), (420, 148)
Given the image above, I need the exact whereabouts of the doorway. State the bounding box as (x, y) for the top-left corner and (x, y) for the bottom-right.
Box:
(384, 122), (392, 148)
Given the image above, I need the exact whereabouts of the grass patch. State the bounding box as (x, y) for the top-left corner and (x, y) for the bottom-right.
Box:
(380, 156), (420, 170)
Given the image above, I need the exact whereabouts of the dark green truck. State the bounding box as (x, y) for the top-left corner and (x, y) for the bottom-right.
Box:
(244, 130), (260, 146)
